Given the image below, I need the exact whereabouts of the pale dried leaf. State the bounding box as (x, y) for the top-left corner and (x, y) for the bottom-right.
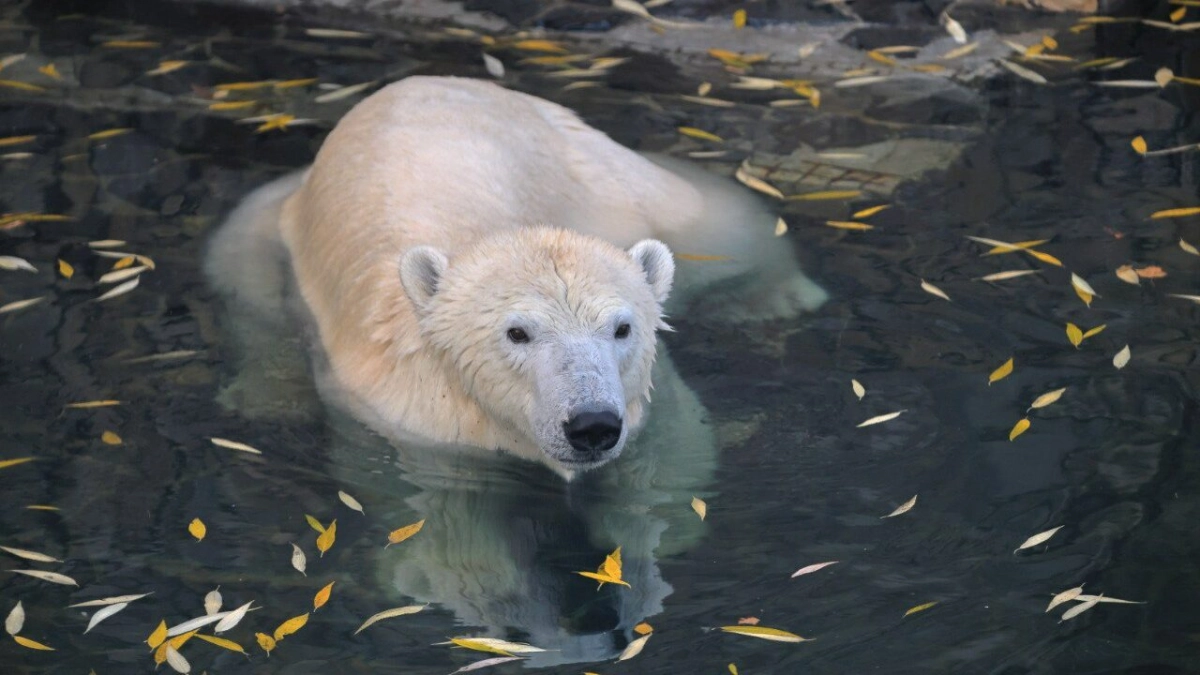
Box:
(1113, 345), (1131, 369)
(338, 490), (364, 514)
(999, 59), (1047, 84)
(857, 410), (905, 428)
(940, 12), (968, 43)
(482, 53), (504, 79)
(977, 270), (1040, 282)
(354, 605), (426, 634)
(791, 561), (838, 578)
(164, 644), (191, 674)
(734, 164), (783, 199)
(98, 265), (147, 284)
(1046, 586), (1083, 612)
(204, 588), (222, 615)
(210, 437), (262, 455)
(167, 610), (233, 636)
(95, 276), (139, 301)
(1014, 525), (1062, 553)
(920, 279), (951, 301)
(882, 495), (917, 518)
(691, 496), (706, 520)
(1060, 596), (1101, 622)
(1115, 265), (1140, 285)
(1181, 238), (1199, 255)
(851, 379), (865, 400)
(450, 657), (526, 673)
(618, 633), (650, 660)
(719, 625), (810, 642)
(213, 601), (254, 633)
(0, 256), (36, 272)
(0, 546), (61, 563)
(1070, 273), (1099, 298)
(1028, 387), (1066, 410)
(291, 543), (307, 576)
(8, 569), (77, 586)
(68, 593), (152, 608)
(4, 601), (23, 636)
(0, 297), (46, 314)
(1073, 594), (1143, 604)
(84, 602), (129, 634)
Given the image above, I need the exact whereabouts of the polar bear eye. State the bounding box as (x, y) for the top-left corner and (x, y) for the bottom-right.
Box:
(614, 323), (631, 339)
(506, 327), (530, 344)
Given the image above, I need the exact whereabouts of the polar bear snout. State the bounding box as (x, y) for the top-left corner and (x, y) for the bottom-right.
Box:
(563, 409), (623, 455)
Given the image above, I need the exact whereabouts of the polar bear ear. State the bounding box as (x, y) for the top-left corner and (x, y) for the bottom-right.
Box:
(627, 239), (674, 304)
(399, 246), (449, 316)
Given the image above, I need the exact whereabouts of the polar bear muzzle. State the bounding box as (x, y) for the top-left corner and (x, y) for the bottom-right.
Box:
(563, 409), (623, 455)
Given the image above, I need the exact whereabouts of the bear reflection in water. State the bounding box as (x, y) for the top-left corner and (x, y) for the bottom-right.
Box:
(205, 76), (825, 665)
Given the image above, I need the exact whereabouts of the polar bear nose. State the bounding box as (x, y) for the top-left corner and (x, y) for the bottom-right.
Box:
(563, 410), (623, 453)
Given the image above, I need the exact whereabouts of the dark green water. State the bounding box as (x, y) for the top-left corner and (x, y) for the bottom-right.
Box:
(1, 1), (1198, 673)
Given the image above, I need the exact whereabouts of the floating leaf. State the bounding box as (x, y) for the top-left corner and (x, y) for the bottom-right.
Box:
(1070, 273), (1099, 302)
(88, 128), (131, 141)
(214, 601), (254, 633)
(634, 622), (653, 635)
(314, 81), (377, 103)
(291, 543), (307, 576)
(920, 279), (951, 301)
(0, 297), (46, 314)
(0, 256), (36, 272)
(690, 496), (706, 520)
(773, 217), (788, 236)
(851, 379), (865, 400)
(204, 588), (222, 615)
(0, 135), (35, 148)
(65, 400), (121, 409)
(1150, 206), (1200, 219)
(96, 276), (139, 301)
(255, 632), (276, 655)
(449, 657), (525, 673)
(1169, 293), (1200, 304)
(790, 190), (863, 201)
(209, 437), (262, 455)
(881, 495), (917, 518)
(677, 127), (723, 143)
(1066, 323), (1084, 348)
(255, 114), (296, 134)
(1028, 387), (1066, 411)
(1113, 345), (1131, 369)
(940, 12), (968, 43)
(511, 39), (567, 54)
(1181, 238), (1199, 255)
(188, 518), (206, 542)
(5, 601), (23, 636)
(0, 457), (34, 471)
(353, 604), (426, 634)
(999, 59), (1047, 84)
(1083, 324), (1106, 339)
(904, 601), (938, 617)
(13, 635), (53, 650)
(852, 204), (890, 218)
(194, 633), (246, 654)
(1135, 265), (1167, 279)
(857, 410), (905, 428)
(734, 165), (783, 199)
(0, 80), (46, 92)
(386, 519), (425, 547)
(618, 633), (650, 660)
(1060, 596), (1101, 622)
(57, 258), (73, 279)
(1073, 594), (1143, 604)
(978, 269), (1041, 282)
(147, 620), (168, 648)
(446, 637), (544, 656)
(305, 514), (325, 533)
(101, 430), (122, 445)
(99, 265), (148, 284)
(825, 220), (873, 231)
(1009, 418), (1031, 441)
(732, 8), (746, 28)
(337, 491), (364, 514)
(84, 602), (129, 634)
(719, 625), (810, 643)
(988, 357), (1014, 385)
(305, 28), (372, 38)
(791, 561), (838, 578)
(1131, 136), (1148, 154)
(314, 582), (334, 611)
(69, 592), (152, 608)
(1115, 265), (1140, 285)
(0, 546), (61, 563)
(316, 520), (336, 557)
(9, 569), (77, 586)
(1046, 586), (1084, 612)
(1015, 525), (1063, 553)
(167, 611), (234, 637)
(273, 613), (309, 642)
(146, 60), (189, 76)
(482, 53), (504, 78)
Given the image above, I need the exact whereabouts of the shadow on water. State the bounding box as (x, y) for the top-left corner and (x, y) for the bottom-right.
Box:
(0, 0), (1199, 673)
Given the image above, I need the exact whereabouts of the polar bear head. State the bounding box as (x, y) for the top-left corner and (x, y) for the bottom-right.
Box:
(399, 228), (674, 473)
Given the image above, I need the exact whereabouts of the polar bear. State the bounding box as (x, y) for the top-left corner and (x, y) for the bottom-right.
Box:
(208, 76), (825, 478)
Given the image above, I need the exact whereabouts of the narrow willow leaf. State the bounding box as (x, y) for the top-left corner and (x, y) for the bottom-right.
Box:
(857, 410), (905, 428)
(1149, 206), (1200, 218)
(9, 569), (77, 586)
(1169, 293), (1200, 304)
(851, 379), (865, 400)
(691, 496), (707, 520)
(314, 581), (334, 611)
(1073, 284), (1093, 307)
(0, 546), (61, 563)
(719, 625), (810, 642)
(337, 491), (364, 514)
(305, 27), (372, 38)
(443, 637), (546, 655)
(0, 297), (46, 314)
(791, 561), (838, 578)
(314, 81), (376, 103)
(1047, 585), (1084, 612)
(305, 514), (325, 533)
(977, 270), (1040, 282)
(904, 601), (938, 616)
(188, 518), (206, 541)
(164, 644), (190, 673)
(69, 592), (152, 608)
(316, 520), (336, 556)
(1181, 238), (1200, 255)
(1000, 59), (1048, 83)
(1070, 273), (1100, 299)
(678, 127), (723, 143)
(354, 605), (426, 634)
(88, 128), (132, 141)
(147, 619), (168, 648)
(194, 633), (246, 654)
(64, 400), (120, 409)
(1066, 323), (1083, 347)
(209, 437), (262, 455)
(98, 265), (148, 285)
(13, 634), (53, 650)
(1024, 249), (1062, 266)
(84, 602), (129, 634)
(1073, 594), (1143, 604)
(1060, 596), (1101, 622)
(734, 165), (783, 199)
(882, 495), (917, 518)
(1028, 387), (1066, 411)
(255, 632), (276, 655)
(5, 601), (23, 636)
(1113, 345), (1131, 369)
(988, 357), (1014, 385)
(1015, 526), (1063, 553)
(790, 190), (863, 201)
(0, 256), (36, 272)
(618, 633), (650, 660)
(213, 601), (254, 633)
(290, 543), (307, 576)
(920, 279), (951, 301)
(1009, 418), (1031, 441)
(942, 42), (979, 59)
(0, 457), (34, 471)
(825, 220), (873, 231)
(852, 204), (890, 218)
(96, 276), (138, 301)
(1082, 324), (1106, 340)
(450, 656), (525, 673)
(167, 610), (233, 637)
(941, 12), (968, 43)
(273, 612), (309, 641)
(386, 519), (425, 547)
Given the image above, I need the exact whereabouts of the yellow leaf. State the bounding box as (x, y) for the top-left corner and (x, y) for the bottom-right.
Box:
(65, 399), (120, 408)
(988, 357), (1014, 385)
(194, 633), (246, 654)
(101, 40), (159, 48)
(634, 622), (653, 635)
(38, 63), (61, 80)
(87, 128), (131, 141)
(449, 637), (514, 656)
(146, 620), (168, 649)
(719, 625), (810, 642)
(825, 220), (873, 231)
(691, 496), (707, 520)
(1131, 135), (1147, 154)
(675, 253), (732, 262)
(677, 127), (723, 143)
(386, 519), (425, 547)
(789, 190), (863, 201)
(215, 80), (275, 91)
(1023, 248), (1063, 266)
(274, 78), (318, 89)
(100, 430), (121, 445)
(273, 612), (309, 641)
(511, 39), (567, 54)
(1065, 323), (1084, 347)
(316, 519), (336, 556)
(255, 114), (295, 133)
(1172, 6), (1187, 22)
(57, 258), (73, 279)
(1042, 35), (1059, 50)
(1073, 284), (1093, 307)
(154, 631), (196, 665)
(313, 581), (334, 611)
(1150, 206), (1200, 219)
(188, 517), (206, 541)
(112, 256), (136, 270)
(733, 8), (746, 28)
(867, 50), (897, 66)
(729, 665), (739, 675)
(305, 514), (326, 533)
(13, 635), (54, 650)
(255, 632), (276, 655)
(0, 135), (35, 147)
(1181, 238), (1200, 256)
(0, 79), (47, 92)
(1009, 418), (1031, 441)
(0, 457), (35, 471)
(904, 601), (938, 617)
(602, 549), (622, 579)
(1082, 324), (1106, 339)
(147, 60), (189, 75)
(576, 571), (631, 587)
(852, 204), (890, 219)
(209, 101), (257, 111)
